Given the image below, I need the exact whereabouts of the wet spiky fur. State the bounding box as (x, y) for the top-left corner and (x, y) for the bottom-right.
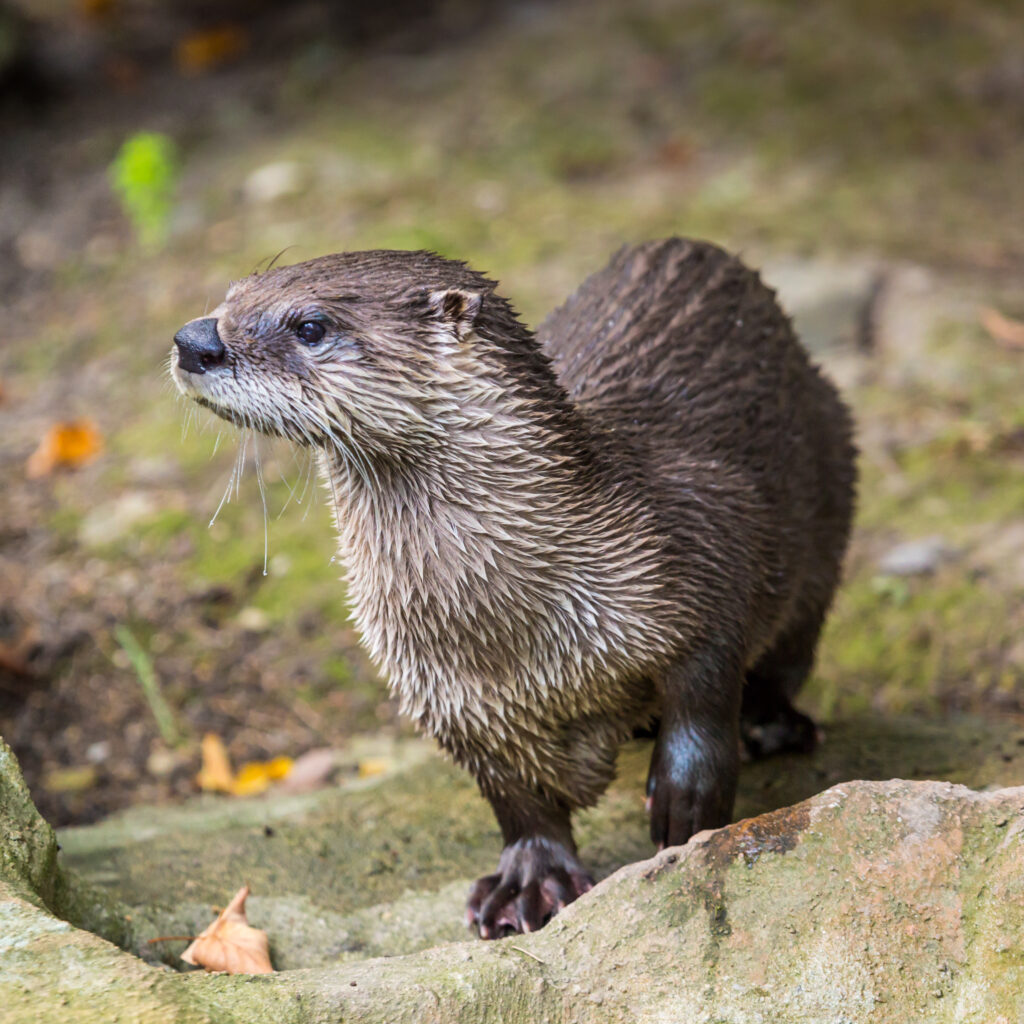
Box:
(172, 240), (856, 915)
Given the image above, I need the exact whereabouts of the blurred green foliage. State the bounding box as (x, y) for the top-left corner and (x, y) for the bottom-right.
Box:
(108, 132), (180, 248)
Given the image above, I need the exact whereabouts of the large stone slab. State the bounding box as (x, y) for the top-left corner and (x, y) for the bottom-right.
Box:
(4, 716), (1024, 1022)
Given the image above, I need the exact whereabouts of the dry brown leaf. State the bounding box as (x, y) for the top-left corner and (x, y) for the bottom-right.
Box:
(78, 0), (116, 19)
(196, 732), (234, 793)
(25, 420), (103, 478)
(655, 137), (695, 168)
(181, 886), (273, 974)
(979, 307), (1024, 350)
(175, 26), (248, 75)
(277, 748), (337, 794)
(0, 628), (35, 677)
(0, 643), (31, 676)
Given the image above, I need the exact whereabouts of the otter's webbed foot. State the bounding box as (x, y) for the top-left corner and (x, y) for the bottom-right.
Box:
(466, 837), (594, 939)
(740, 702), (820, 760)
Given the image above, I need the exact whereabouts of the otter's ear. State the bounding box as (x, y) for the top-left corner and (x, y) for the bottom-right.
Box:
(427, 288), (482, 339)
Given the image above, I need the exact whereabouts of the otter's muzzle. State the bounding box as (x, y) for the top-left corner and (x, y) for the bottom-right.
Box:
(174, 317), (226, 374)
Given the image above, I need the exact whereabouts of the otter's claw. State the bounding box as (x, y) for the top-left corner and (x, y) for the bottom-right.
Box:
(466, 837), (593, 939)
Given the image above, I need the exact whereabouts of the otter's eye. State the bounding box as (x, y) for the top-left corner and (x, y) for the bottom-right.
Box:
(296, 321), (326, 346)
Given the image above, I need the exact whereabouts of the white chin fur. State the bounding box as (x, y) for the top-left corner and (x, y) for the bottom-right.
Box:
(170, 355), (213, 400)
(170, 367), (194, 396)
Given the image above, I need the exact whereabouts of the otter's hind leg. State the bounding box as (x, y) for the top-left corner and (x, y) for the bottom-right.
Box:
(741, 609), (824, 759)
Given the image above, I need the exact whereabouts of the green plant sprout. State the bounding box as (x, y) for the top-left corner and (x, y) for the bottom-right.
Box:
(109, 132), (180, 248)
(114, 625), (183, 747)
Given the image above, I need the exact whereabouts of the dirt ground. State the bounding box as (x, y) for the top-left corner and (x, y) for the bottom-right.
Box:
(1, 0), (1023, 827)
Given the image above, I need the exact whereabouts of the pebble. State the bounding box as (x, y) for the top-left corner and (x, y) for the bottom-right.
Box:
(243, 161), (306, 204)
(146, 747), (180, 777)
(79, 492), (157, 547)
(759, 258), (880, 355)
(15, 228), (62, 270)
(877, 537), (952, 577)
(236, 606), (270, 632)
(85, 741), (111, 764)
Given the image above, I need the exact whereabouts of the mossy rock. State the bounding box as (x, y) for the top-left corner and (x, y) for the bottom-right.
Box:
(4, 717), (1024, 1022)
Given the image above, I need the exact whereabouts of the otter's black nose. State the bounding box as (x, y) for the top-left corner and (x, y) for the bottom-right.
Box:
(174, 317), (226, 374)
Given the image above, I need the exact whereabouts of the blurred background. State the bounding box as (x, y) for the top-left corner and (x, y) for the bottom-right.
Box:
(1, 0), (1022, 827)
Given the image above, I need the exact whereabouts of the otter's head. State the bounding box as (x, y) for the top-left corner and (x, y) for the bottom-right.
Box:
(171, 250), (540, 464)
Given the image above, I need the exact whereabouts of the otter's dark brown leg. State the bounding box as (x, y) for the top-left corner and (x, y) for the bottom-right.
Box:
(646, 646), (743, 848)
(741, 609), (824, 759)
(740, 671), (819, 759)
(467, 783), (593, 939)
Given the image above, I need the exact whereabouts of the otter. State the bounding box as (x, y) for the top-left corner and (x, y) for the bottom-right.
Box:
(171, 239), (856, 938)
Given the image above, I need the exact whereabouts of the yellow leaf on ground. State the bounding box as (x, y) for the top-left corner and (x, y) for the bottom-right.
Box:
(196, 733), (234, 793)
(264, 755), (293, 780)
(980, 307), (1024, 350)
(181, 886), (273, 974)
(197, 733), (294, 796)
(230, 756), (293, 797)
(26, 420), (103, 478)
(230, 764), (270, 796)
(43, 765), (98, 793)
(358, 756), (395, 779)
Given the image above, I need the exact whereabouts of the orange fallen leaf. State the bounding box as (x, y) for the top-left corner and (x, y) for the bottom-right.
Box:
(980, 307), (1024, 350)
(78, 0), (116, 19)
(26, 420), (103, 478)
(181, 886), (273, 974)
(196, 732), (234, 793)
(175, 25), (248, 75)
(231, 755), (293, 796)
(197, 734), (293, 796)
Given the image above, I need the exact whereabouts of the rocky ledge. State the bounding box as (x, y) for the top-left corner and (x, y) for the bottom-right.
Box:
(2, 722), (1024, 1023)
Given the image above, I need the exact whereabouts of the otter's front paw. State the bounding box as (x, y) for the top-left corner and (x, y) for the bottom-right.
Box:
(466, 837), (594, 939)
(646, 727), (737, 848)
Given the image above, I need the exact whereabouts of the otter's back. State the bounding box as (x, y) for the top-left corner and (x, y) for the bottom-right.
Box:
(537, 238), (854, 520)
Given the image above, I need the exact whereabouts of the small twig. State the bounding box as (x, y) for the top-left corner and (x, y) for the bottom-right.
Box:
(114, 626), (182, 747)
(508, 945), (546, 964)
(856, 271), (888, 353)
(147, 935), (196, 944)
